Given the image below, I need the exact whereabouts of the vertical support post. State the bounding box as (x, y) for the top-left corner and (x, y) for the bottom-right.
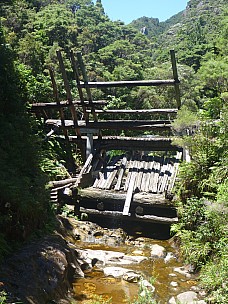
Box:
(86, 133), (93, 160)
(70, 50), (89, 122)
(170, 50), (181, 109)
(56, 50), (81, 138)
(49, 68), (69, 141)
(76, 52), (102, 139)
(76, 52), (97, 121)
(49, 67), (76, 173)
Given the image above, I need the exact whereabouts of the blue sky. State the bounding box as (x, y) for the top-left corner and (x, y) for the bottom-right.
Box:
(97, 0), (189, 24)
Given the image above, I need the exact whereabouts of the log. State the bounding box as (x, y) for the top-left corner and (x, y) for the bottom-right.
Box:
(49, 177), (78, 188)
(61, 136), (182, 152)
(79, 207), (178, 224)
(78, 79), (178, 89)
(79, 188), (174, 207)
(45, 119), (172, 131)
(31, 100), (107, 110)
(86, 109), (178, 114)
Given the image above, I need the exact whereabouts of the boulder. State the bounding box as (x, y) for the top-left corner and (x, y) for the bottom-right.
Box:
(150, 244), (166, 258)
(169, 291), (205, 303)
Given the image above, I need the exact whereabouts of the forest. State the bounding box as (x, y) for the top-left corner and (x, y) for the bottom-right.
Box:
(0, 0), (227, 303)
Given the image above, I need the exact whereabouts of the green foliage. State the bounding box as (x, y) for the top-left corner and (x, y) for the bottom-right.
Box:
(131, 279), (157, 304)
(0, 291), (7, 304)
(200, 250), (228, 303)
(171, 105), (199, 135)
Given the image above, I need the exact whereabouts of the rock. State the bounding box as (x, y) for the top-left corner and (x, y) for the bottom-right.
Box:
(169, 273), (177, 277)
(170, 281), (178, 287)
(141, 279), (155, 293)
(123, 271), (141, 283)
(77, 249), (147, 268)
(132, 249), (144, 255)
(173, 266), (192, 278)
(103, 267), (130, 278)
(164, 252), (176, 263)
(0, 234), (84, 304)
(150, 244), (166, 258)
(169, 297), (176, 304)
(177, 291), (198, 303)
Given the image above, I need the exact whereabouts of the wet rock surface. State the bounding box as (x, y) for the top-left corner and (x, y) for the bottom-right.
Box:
(0, 216), (206, 304)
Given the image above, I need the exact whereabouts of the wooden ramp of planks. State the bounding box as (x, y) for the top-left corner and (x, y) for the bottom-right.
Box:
(89, 151), (182, 216)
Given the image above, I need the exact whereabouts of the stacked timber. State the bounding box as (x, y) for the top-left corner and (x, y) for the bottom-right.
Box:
(91, 153), (182, 194)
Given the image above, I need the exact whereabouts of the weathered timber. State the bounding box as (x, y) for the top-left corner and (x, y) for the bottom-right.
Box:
(45, 119), (172, 131)
(78, 79), (178, 89)
(70, 51), (88, 121)
(123, 161), (139, 215)
(31, 100), (107, 110)
(79, 207), (178, 224)
(56, 50), (81, 138)
(49, 178), (78, 188)
(79, 188), (174, 207)
(102, 157), (121, 190)
(75, 153), (93, 187)
(167, 151), (182, 192)
(76, 52), (98, 123)
(49, 68), (69, 141)
(114, 157), (128, 191)
(170, 50), (181, 109)
(86, 109), (178, 114)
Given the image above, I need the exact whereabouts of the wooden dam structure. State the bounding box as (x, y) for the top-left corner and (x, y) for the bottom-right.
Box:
(32, 50), (184, 226)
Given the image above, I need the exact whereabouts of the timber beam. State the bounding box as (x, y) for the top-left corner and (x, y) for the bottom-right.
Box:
(45, 119), (172, 131)
(78, 79), (178, 89)
(31, 100), (107, 111)
(79, 207), (178, 225)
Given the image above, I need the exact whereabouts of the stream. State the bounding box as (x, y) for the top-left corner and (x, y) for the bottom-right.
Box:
(70, 220), (202, 304)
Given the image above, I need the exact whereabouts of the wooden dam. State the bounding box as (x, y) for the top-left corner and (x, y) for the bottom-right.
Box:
(32, 50), (184, 227)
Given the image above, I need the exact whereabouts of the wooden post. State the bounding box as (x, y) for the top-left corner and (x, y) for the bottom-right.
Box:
(49, 68), (69, 141)
(170, 50), (181, 109)
(56, 50), (81, 138)
(70, 50), (89, 122)
(76, 52), (97, 122)
(86, 133), (93, 160)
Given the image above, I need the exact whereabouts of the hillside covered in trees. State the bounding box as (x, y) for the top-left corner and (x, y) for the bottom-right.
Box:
(0, 0), (227, 302)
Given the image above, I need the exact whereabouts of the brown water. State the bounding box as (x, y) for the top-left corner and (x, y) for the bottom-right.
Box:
(72, 237), (199, 304)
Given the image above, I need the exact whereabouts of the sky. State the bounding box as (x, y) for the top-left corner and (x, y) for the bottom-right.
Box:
(97, 0), (189, 24)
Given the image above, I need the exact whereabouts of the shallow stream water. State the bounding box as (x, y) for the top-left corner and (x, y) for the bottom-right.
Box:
(71, 224), (199, 304)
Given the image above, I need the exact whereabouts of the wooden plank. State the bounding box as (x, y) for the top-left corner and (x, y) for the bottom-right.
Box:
(152, 161), (161, 193)
(144, 161), (154, 192)
(99, 156), (120, 189)
(134, 160), (144, 192)
(103, 157), (122, 190)
(75, 153), (94, 187)
(114, 157), (128, 191)
(124, 160), (133, 191)
(78, 79), (177, 89)
(167, 151), (182, 192)
(123, 161), (138, 216)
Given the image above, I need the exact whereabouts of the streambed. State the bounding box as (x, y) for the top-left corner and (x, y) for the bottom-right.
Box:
(71, 223), (203, 304)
